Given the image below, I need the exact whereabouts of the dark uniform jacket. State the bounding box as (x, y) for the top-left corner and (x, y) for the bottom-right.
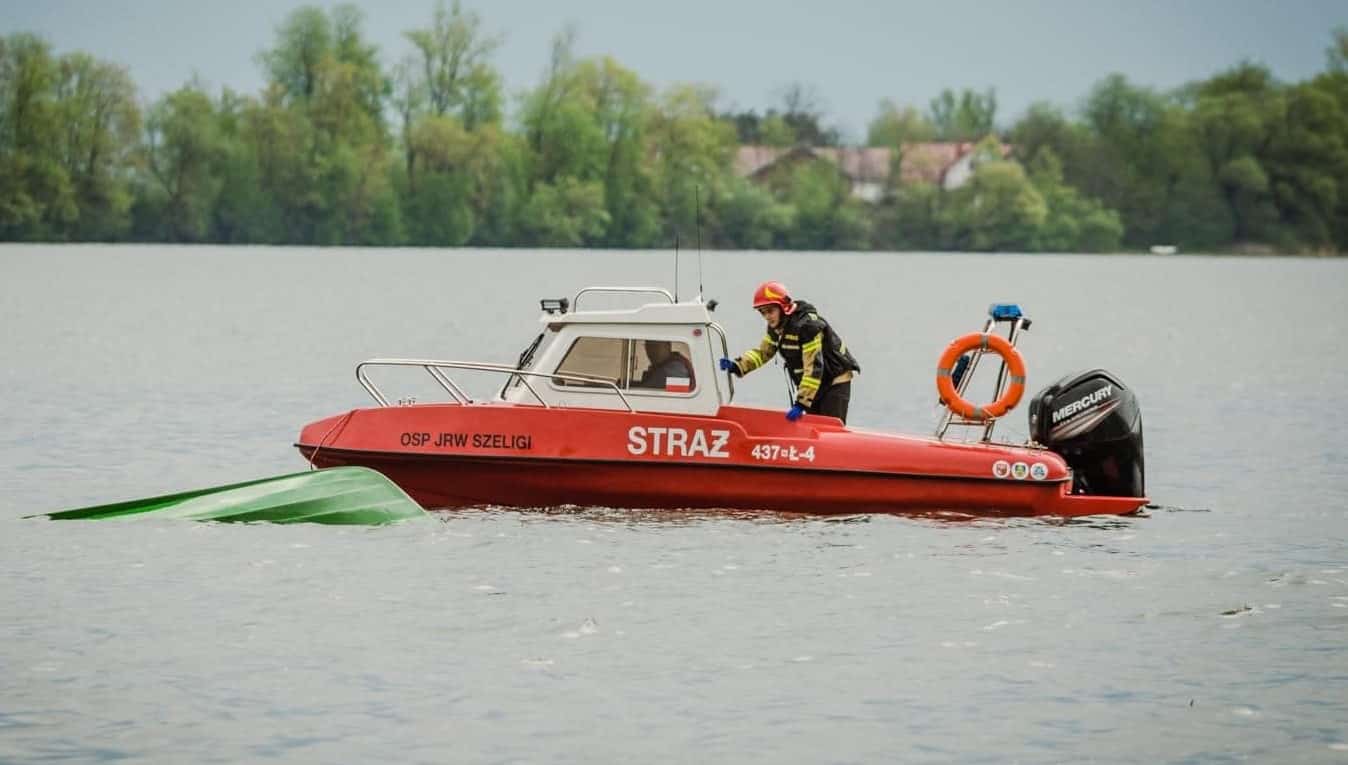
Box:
(733, 300), (861, 408)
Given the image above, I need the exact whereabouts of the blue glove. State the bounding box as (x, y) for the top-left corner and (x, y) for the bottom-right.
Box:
(719, 358), (741, 376)
(786, 404), (806, 421)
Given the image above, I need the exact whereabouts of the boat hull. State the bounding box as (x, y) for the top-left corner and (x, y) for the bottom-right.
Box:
(297, 447), (1143, 517)
(295, 403), (1146, 518)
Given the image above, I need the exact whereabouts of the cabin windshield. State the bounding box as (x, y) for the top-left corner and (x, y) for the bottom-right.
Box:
(554, 336), (696, 395)
(555, 337), (629, 388)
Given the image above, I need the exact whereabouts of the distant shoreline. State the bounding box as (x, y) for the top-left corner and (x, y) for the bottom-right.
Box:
(4, 13), (1346, 258)
(1, 242), (1341, 258)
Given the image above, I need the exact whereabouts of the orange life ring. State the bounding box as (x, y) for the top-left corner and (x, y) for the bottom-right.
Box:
(935, 332), (1027, 421)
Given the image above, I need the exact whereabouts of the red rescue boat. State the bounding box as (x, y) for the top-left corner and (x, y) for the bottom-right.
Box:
(297, 288), (1147, 517)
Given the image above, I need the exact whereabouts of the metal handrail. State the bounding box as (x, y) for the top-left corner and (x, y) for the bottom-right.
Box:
(707, 321), (735, 403)
(572, 286), (675, 311)
(426, 365), (472, 403)
(355, 358), (634, 412)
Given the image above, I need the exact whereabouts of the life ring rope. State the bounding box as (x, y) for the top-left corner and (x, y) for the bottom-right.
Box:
(935, 332), (1026, 421)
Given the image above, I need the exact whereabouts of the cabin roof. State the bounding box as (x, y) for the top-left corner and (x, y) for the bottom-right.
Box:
(539, 300), (715, 326)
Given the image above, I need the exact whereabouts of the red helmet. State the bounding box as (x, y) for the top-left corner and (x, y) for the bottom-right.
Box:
(752, 281), (795, 314)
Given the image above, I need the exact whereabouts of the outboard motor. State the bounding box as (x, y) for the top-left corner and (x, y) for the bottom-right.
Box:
(1028, 370), (1144, 497)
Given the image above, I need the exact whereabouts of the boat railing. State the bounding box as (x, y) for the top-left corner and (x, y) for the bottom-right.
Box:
(355, 358), (634, 412)
(707, 321), (735, 402)
(572, 286), (675, 311)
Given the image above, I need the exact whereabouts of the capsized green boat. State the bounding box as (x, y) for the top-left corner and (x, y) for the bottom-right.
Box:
(36, 467), (426, 525)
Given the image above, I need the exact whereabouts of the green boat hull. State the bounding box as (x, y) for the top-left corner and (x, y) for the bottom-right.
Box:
(37, 467), (426, 525)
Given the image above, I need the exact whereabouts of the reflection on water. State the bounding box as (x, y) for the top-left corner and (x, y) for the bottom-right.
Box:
(429, 503), (1151, 528)
(455, 504), (882, 528)
(2, 246), (1346, 763)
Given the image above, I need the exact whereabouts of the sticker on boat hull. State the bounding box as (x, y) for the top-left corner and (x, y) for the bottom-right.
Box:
(401, 431), (533, 450)
(992, 460), (1011, 479)
(1011, 462), (1029, 480)
(1030, 462), (1049, 480)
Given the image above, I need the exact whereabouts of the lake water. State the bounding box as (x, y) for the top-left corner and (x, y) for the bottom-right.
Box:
(2, 245), (1346, 763)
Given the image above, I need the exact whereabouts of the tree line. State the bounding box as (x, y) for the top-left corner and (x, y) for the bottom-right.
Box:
(2, 4), (1346, 253)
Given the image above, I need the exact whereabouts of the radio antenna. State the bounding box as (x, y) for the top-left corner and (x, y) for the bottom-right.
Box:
(695, 185), (704, 301)
(673, 231), (680, 302)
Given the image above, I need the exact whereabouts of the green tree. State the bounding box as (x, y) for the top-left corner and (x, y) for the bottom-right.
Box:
(309, 51), (398, 245)
(1309, 46), (1348, 249)
(781, 160), (867, 249)
(235, 88), (319, 242)
(404, 0), (502, 127)
(208, 88), (278, 243)
(717, 177), (794, 248)
(1076, 74), (1184, 246)
(886, 182), (941, 250)
(776, 82), (839, 146)
(1008, 102), (1089, 170)
(1188, 63), (1283, 245)
(257, 4), (386, 119)
(51, 53), (140, 239)
(520, 32), (666, 246)
(0, 34), (74, 239)
(719, 108), (798, 147)
(257, 7), (331, 103)
(649, 84), (736, 246)
(1266, 78), (1348, 250)
(928, 88), (997, 141)
(251, 5), (394, 244)
(519, 31), (606, 190)
(940, 158), (1047, 251)
(759, 113), (795, 147)
(1027, 149), (1123, 252)
(575, 57), (656, 246)
(867, 98), (936, 147)
(402, 113), (477, 245)
(140, 86), (224, 241)
(518, 176), (609, 246)
(1328, 26), (1348, 74)
(467, 128), (528, 246)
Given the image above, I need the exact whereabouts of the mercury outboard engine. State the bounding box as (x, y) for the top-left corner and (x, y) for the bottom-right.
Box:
(1028, 370), (1144, 497)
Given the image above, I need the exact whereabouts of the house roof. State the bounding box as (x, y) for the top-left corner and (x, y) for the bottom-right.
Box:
(734, 142), (1012, 187)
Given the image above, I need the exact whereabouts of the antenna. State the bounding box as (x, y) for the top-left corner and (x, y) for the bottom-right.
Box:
(673, 231), (680, 302)
(695, 185), (704, 301)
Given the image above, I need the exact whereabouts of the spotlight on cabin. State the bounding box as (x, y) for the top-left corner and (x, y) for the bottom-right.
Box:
(540, 298), (569, 315)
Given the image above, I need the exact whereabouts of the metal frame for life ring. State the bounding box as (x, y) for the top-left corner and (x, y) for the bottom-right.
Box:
(936, 332), (1027, 422)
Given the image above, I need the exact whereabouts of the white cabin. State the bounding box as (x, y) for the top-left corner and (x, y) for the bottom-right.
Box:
(497, 288), (735, 415)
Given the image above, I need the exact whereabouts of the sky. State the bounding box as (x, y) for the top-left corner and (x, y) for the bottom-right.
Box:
(3, 0), (1345, 141)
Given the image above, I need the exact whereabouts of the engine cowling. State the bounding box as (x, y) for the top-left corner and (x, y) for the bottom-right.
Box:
(1028, 369), (1144, 498)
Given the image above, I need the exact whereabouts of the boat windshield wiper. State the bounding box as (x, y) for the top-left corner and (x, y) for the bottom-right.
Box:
(500, 332), (547, 398)
(516, 332), (545, 370)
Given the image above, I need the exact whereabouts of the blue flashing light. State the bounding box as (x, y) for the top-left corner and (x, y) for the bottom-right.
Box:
(988, 303), (1023, 321)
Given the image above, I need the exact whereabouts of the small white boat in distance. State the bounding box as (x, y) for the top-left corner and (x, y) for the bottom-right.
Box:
(1149, 245), (1178, 255)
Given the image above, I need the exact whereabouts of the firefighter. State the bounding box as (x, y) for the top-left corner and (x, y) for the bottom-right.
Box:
(719, 281), (861, 423)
